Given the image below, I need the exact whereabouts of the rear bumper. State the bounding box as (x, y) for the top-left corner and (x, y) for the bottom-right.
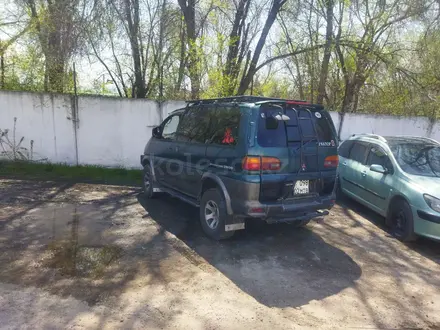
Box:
(243, 194), (335, 223)
(221, 175), (335, 223)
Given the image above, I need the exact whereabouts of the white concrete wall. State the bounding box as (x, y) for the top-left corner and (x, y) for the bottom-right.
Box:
(0, 91), (76, 163)
(339, 113), (433, 141)
(0, 90), (438, 168)
(76, 96), (160, 167)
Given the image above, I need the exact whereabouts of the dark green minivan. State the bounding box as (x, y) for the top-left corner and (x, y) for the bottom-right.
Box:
(141, 96), (339, 239)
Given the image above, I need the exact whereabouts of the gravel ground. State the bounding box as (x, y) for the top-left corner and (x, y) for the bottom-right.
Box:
(0, 179), (439, 329)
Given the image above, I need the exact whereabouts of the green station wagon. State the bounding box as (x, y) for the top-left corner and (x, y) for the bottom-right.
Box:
(338, 134), (440, 241)
(141, 96), (339, 239)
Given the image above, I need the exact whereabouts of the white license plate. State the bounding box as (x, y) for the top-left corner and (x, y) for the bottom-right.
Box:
(294, 180), (309, 195)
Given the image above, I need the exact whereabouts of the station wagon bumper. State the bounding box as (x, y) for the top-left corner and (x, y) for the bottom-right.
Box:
(414, 209), (440, 241)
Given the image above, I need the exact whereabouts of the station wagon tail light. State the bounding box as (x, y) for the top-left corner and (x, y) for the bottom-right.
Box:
(324, 155), (339, 168)
(242, 156), (281, 171)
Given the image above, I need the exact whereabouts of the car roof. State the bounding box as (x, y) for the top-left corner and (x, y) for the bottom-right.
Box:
(347, 134), (439, 146)
(185, 95), (325, 109)
(384, 136), (439, 145)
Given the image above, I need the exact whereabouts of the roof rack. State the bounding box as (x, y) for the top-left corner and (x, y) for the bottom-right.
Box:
(186, 95), (308, 105)
(386, 135), (440, 145)
(351, 133), (387, 143)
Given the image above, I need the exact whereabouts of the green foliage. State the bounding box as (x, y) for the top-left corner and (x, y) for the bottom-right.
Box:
(1, 42), (45, 92)
(0, 161), (142, 186)
(0, 0), (438, 121)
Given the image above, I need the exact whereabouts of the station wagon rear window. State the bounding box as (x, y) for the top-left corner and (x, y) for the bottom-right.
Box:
(257, 106), (335, 147)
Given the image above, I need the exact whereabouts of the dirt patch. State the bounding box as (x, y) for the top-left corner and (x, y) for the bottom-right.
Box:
(0, 179), (439, 329)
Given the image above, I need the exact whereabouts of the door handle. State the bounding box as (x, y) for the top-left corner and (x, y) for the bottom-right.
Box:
(362, 171), (367, 177)
(168, 146), (179, 152)
(342, 162), (347, 166)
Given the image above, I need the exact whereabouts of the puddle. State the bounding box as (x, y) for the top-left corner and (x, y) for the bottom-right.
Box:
(2, 202), (127, 278)
(46, 242), (122, 277)
(40, 204), (123, 278)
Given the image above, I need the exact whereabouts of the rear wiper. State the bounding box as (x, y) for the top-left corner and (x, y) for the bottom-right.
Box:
(294, 138), (317, 151)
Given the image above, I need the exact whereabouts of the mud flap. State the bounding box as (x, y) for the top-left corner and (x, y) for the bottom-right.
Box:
(225, 216), (245, 231)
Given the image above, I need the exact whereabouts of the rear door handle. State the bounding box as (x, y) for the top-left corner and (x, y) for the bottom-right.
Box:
(362, 171), (367, 177)
(342, 162), (347, 166)
(168, 146), (179, 152)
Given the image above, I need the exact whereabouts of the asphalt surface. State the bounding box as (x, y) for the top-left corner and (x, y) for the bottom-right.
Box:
(0, 179), (439, 329)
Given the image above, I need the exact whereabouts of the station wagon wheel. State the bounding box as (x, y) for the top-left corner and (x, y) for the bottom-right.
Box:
(200, 188), (234, 240)
(390, 199), (416, 242)
(143, 165), (156, 199)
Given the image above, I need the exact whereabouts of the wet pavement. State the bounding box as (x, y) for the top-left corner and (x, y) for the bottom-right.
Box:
(0, 179), (439, 329)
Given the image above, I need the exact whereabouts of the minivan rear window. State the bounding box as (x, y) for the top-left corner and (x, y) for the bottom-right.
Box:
(257, 106), (335, 147)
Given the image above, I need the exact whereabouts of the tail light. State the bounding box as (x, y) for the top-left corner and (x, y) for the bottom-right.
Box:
(242, 156), (281, 171)
(324, 155), (339, 168)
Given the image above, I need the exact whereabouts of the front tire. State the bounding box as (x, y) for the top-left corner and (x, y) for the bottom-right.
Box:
(389, 199), (417, 242)
(143, 165), (156, 199)
(200, 188), (234, 240)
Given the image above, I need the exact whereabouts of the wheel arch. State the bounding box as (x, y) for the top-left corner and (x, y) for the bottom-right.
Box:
(142, 156), (157, 182)
(199, 173), (233, 215)
(386, 194), (411, 226)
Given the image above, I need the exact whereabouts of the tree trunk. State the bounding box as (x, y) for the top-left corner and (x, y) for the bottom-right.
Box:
(221, 0), (250, 96)
(125, 0), (146, 98)
(157, 0), (167, 100)
(317, 0), (334, 105)
(178, 0), (200, 99)
(46, 27), (64, 93)
(293, 55), (305, 100)
(0, 54), (4, 89)
(341, 77), (364, 113)
(237, 0), (286, 95)
(175, 20), (186, 95)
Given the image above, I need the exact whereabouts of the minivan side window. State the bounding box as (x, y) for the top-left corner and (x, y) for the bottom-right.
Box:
(177, 107), (210, 143)
(162, 114), (180, 140)
(206, 106), (240, 146)
(349, 142), (368, 163)
(366, 145), (393, 172)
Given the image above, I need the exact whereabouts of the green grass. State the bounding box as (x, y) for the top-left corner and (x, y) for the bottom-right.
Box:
(0, 161), (142, 186)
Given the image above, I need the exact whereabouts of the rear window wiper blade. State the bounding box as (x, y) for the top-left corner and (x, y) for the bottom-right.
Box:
(294, 138), (318, 151)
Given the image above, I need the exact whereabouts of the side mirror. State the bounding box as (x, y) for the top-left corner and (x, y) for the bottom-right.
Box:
(152, 126), (162, 138)
(265, 116), (279, 130)
(370, 164), (387, 174)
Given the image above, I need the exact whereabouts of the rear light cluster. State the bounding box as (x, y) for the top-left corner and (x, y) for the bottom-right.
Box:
(324, 155), (339, 168)
(242, 155), (339, 171)
(242, 156), (281, 171)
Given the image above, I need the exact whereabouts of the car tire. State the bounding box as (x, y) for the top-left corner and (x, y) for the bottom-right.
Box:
(389, 199), (417, 242)
(143, 165), (156, 199)
(200, 188), (234, 240)
(335, 177), (343, 200)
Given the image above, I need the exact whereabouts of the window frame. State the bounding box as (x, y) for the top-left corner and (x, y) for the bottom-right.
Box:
(366, 144), (394, 174)
(338, 140), (355, 158)
(348, 141), (370, 164)
(203, 104), (241, 148)
(160, 112), (182, 141)
(175, 105), (210, 144)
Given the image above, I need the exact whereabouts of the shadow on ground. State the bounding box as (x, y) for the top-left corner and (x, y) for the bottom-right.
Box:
(338, 194), (440, 266)
(0, 180), (184, 310)
(137, 193), (362, 308)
